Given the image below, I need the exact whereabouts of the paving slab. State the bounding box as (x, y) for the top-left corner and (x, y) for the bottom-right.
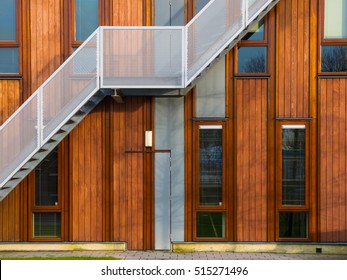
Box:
(1, 250), (347, 260)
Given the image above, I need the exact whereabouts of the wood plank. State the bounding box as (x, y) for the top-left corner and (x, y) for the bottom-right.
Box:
(339, 79), (346, 241)
(319, 79), (327, 241)
(235, 79), (268, 242)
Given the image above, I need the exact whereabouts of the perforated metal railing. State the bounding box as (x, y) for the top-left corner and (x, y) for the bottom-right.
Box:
(0, 0), (277, 191)
(0, 30), (100, 189)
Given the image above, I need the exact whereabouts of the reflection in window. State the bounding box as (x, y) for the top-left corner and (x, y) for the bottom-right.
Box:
(324, 0), (347, 39)
(33, 213), (61, 238)
(196, 212), (225, 238)
(35, 148), (58, 206)
(0, 48), (19, 73)
(321, 46), (347, 72)
(155, 0), (184, 26)
(242, 19), (264, 41)
(282, 126), (305, 206)
(196, 57), (225, 118)
(279, 212), (307, 238)
(0, 0), (16, 40)
(196, 0), (211, 13)
(199, 126), (222, 206)
(75, 0), (98, 41)
(238, 47), (266, 73)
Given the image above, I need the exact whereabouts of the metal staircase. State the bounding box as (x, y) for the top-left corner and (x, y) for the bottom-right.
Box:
(0, 0), (279, 201)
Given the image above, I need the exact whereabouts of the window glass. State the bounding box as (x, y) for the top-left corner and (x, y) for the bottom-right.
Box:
(196, 0), (211, 13)
(196, 212), (225, 238)
(196, 57), (225, 118)
(155, 0), (184, 26)
(242, 19), (265, 41)
(324, 0), (347, 39)
(0, 0), (16, 41)
(279, 212), (308, 238)
(238, 46), (267, 73)
(321, 46), (347, 72)
(35, 149), (58, 206)
(282, 126), (305, 206)
(0, 48), (19, 73)
(75, 0), (99, 41)
(199, 126), (222, 206)
(33, 213), (61, 238)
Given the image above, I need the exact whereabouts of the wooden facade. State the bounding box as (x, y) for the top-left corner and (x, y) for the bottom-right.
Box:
(1, 0), (347, 249)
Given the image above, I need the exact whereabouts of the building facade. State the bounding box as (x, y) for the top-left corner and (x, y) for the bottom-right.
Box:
(0, 0), (347, 250)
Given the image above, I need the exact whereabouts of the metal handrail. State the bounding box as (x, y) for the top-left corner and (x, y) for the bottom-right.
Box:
(0, 0), (276, 190)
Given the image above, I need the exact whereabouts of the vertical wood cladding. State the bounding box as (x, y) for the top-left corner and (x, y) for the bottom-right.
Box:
(319, 79), (347, 242)
(235, 79), (268, 241)
(112, 0), (144, 25)
(276, 0), (310, 118)
(69, 102), (106, 241)
(0, 80), (23, 241)
(29, 0), (62, 91)
(111, 96), (149, 250)
(0, 81), (21, 126)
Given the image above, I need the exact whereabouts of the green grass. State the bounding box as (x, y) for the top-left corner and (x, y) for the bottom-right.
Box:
(0, 256), (120, 260)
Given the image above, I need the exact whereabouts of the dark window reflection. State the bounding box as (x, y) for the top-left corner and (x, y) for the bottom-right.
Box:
(322, 46), (347, 72)
(33, 213), (61, 238)
(35, 148), (58, 206)
(282, 128), (305, 206)
(196, 212), (225, 238)
(279, 212), (307, 238)
(199, 128), (222, 206)
(238, 47), (267, 73)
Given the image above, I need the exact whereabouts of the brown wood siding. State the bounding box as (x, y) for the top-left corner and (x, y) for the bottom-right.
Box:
(0, 185), (21, 241)
(0, 80), (21, 125)
(276, 0), (310, 118)
(235, 79), (268, 241)
(29, 0), (62, 91)
(0, 80), (22, 241)
(112, 0), (144, 25)
(69, 102), (106, 241)
(111, 96), (149, 250)
(319, 78), (347, 242)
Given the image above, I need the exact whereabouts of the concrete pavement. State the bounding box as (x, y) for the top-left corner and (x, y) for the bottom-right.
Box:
(1, 250), (347, 260)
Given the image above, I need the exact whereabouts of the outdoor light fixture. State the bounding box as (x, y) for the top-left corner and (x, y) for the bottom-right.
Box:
(145, 131), (153, 148)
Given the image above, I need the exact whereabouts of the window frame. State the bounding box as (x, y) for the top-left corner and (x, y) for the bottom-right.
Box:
(276, 121), (310, 241)
(192, 121), (230, 241)
(0, 0), (21, 76)
(29, 148), (64, 242)
(234, 17), (270, 77)
(319, 0), (347, 75)
(70, 0), (104, 49)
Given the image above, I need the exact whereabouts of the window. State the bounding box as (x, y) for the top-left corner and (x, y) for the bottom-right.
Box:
(320, 0), (347, 73)
(196, 57), (226, 118)
(72, 0), (100, 49)
(0, 0), (19, 74)
(31, 148), (62, 240)
(277, 124), (309, 240)
(155, 0), (185, 26)
(196, 0), (211, 14)
(194, 124), (227, 240)
(236, 19), (268, 74)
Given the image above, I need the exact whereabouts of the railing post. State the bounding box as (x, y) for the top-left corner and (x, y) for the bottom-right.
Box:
(37, 87), (43, 148)
(97, 27), (102, 89)
(182, 26), (186, 88)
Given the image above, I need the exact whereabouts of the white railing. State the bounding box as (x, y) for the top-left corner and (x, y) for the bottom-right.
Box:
(0, 30), (99, 189)
(0, 0), (276, 189)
